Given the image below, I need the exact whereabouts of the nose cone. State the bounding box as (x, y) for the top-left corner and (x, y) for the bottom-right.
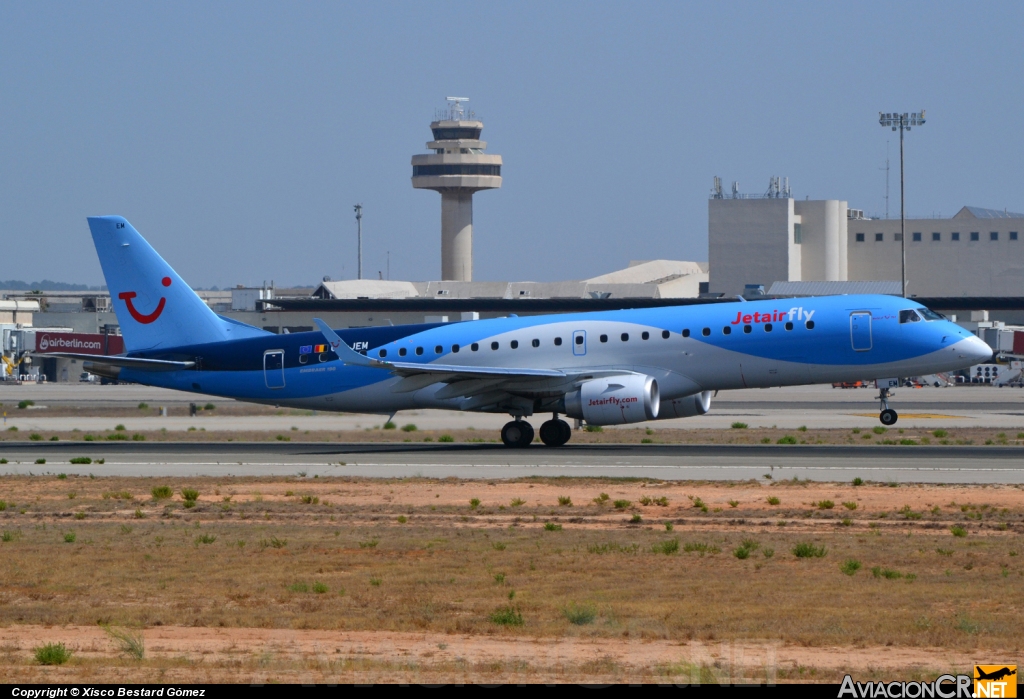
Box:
(963, 334), (993, 363)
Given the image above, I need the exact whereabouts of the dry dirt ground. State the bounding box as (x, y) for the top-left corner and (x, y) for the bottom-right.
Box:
(1, 424), (1022, 446)
(0, 476), (1021, 683)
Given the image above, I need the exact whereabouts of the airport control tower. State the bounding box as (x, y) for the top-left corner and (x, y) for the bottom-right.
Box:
(411, 97), (502, 281)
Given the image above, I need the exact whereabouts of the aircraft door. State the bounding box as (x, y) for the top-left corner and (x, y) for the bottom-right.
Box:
(264, 349), (285, 389)
(572, 330), (587, 356)
(850, 312), (872, 351)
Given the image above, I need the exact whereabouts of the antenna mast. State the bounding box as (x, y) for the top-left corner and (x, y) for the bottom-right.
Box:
(354, 204), (363, 280)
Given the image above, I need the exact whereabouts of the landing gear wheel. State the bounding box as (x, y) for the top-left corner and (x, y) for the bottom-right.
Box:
(539, 419), (572, 447)
(501, 420), (534, 448)
(879, 409), (898, 426)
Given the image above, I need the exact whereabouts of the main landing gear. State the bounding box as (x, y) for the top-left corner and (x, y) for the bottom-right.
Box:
(878, 386), (898, 426)
(500, 415), (572, 448)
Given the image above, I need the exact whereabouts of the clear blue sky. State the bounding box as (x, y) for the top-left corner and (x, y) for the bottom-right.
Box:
(2, 1), (1022, 288)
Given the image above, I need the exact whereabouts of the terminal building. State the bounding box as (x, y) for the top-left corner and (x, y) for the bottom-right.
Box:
(709, 176), (1024, 298)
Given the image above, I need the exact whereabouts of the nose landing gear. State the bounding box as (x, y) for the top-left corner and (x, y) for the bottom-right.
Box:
(878, 386), (898, 425)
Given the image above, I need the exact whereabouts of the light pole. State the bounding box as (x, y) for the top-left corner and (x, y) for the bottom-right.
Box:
(354, 204), (363, 280)
(878, 111), (925, 297)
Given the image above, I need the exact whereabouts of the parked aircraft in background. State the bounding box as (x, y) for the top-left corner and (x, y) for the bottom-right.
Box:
(42, 217), (993, 447)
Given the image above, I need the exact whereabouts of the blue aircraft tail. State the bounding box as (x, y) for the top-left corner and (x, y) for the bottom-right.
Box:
(87, 216), (268, 351)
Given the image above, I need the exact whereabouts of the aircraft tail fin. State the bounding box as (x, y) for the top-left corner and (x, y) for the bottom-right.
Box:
(87, 216), (268, 351)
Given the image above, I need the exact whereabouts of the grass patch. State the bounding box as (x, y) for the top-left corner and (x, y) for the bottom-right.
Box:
(613, 499), (631, 509)
(557, 495), (572, 506)
(792, 542), (827, 558)
(776, 435), (797, 444)
(683, 542), (720, 555)
(510, 498), (525, 507)
(490, 606), (524, 626)
(69, 457), (92, 465)
(438, 434), (454, 443)
(563, 602), (597, 626)
(730, 422), (748, 429)
(34, 642), (72, 665)
(652, 538), (679, 555)
(840, 559), (862, 576)
(950, 525), (968, 538)
(543, 522), (563, 531)
(842, 501), (857, 510)
(766, 496), (780, 505)
(358, 539), (379, 549)
(104, 626), (145, 660)
(817, 500), (835, 510)
(871, 567), (904, 580)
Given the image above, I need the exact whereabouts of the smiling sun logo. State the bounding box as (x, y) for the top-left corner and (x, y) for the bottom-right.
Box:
(118, 276), (171, 324)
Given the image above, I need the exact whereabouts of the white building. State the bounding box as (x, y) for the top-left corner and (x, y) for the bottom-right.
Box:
(708, 178), (1024, 298)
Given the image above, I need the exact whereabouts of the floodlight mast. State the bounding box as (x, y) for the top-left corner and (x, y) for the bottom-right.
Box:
(878, 111), (926, 297)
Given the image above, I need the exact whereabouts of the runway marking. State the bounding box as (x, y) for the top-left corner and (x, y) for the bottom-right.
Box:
(849, 413), (967, 419)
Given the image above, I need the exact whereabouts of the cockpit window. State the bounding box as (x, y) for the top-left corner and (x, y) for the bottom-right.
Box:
(916, 307), (944, 321)
(899, 309), (922, 324)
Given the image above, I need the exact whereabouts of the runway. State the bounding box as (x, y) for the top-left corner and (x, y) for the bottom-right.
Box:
(2, 441), (1024, 484)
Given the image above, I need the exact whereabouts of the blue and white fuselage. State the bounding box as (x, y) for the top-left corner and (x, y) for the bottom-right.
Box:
(58, 217), (992, 447)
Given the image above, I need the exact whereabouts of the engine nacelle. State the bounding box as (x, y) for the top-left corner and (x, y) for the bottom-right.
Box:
(656, 391), (712, 419)
(563, 374), (659, 425)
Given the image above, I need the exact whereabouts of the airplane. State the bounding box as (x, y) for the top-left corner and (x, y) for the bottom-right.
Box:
(44, 216), (993, 448)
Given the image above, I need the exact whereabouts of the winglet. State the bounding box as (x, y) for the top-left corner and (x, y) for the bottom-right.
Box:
(314, 318), (387, 368)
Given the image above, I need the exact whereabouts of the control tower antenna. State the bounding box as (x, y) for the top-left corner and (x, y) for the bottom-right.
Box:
(412, 97), (502, 281)
(354, 204), (363, 280)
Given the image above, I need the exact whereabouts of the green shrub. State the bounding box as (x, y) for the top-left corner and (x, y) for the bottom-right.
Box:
(289, 582), (309, 593)
(83, 435), (95, 441)
(728, 499), (739, 508)
(558, 495), (572, 506)
(871, 567), (903, 580)
(613, 499), (631, 509)
(777, 435), (797, 444)
(873, 426), (887, 435)
(57, 473), (67, 479)
(842, 501), (857, 510)
(469, 498), (480, 509)
(383, 421), (396, 430)
(203, 403), (216, 411)
(151, 486), (173, 500)
(299, 495), (319, 504)
(358, 539), (378, 549)
(584, 424), (603, 432)
(35, 458), (46, 464)
(630, 513), (642, 523)
(766, 496), (780, 505)
(593, 493), (609, 504)
(438, 434), (454, 442)
(194, 534), (216, 545)
(492, 541), (506, 550)
(741, 538), (759, 551)
(313, 581), (329, 594)
(543, 522), (562, 531)
(18, 400), (34, 409)
(269, 537), (287, 549)
(0, 501), (6, 512)
(180, 488), (199, 502)
(510, 498), (525, 507)
(950, 525), (968, 538)
(733, 546), (751, 559)
(653, 538), (679, 555)
(792, 542), (827, 558)
(817, 500), (835, 510)
(664, 522), (673, 531)
(563, 603), (597, 625)
(490, 606), (524, 626)
(107, 433), (128, 441)
(114, 424), (126, 431)
(933, 429), (948, 438)
(683, 542), (720, 555)
(852, 477), (864, 486)
(730, 422), (748, 429)
(762, 547), (775, 558)
(63, 531), (76, 544)
(396, 515), (407, 524)
(797, 425), (808, 432)
(132, 433), (145, 441)
(34, 642), (72, 665)
(401, 424), (417, 432)
(29, 433), (43, 441)
(69, 457), (92, 464)
(840, 559), (862, 576)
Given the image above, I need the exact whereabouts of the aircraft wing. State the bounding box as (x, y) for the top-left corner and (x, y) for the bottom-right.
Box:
(314, 318), (611, 403)
(36, 353), (196, 372)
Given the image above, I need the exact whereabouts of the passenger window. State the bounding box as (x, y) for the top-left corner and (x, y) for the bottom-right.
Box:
(805, 321), (815, 330)
(600, 334), (608, 342)
(491, 341), (499, 350)
(682, 329), (690, 338)
(471, 343), (479, 351)
(379, 349), (387, 358)
(743, 325), (751, 333)
(722, 327), (731, 335)
(532, 339), (540, 347)
(452, 344), (460, 353)
(555, 337), (563, 346)
(785, 322), (793, 331)
(764, 324), (772, 332)
(899, 310), (922, 324)
(641, 331), (649, 340)
(399, 347), (408, 356)
(702, 328), (710, 337)
(299, 354), (308, 364)
(510, 340), (518, 349)
(574, 336), (582, 345)
(662, 330), (670, 339)
(415, 347), (424, 355)
(621, 333), (629, 341)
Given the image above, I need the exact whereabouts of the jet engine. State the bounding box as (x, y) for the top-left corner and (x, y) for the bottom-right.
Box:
(656, 391), (712, 419)
(563, 374), (659, 425)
